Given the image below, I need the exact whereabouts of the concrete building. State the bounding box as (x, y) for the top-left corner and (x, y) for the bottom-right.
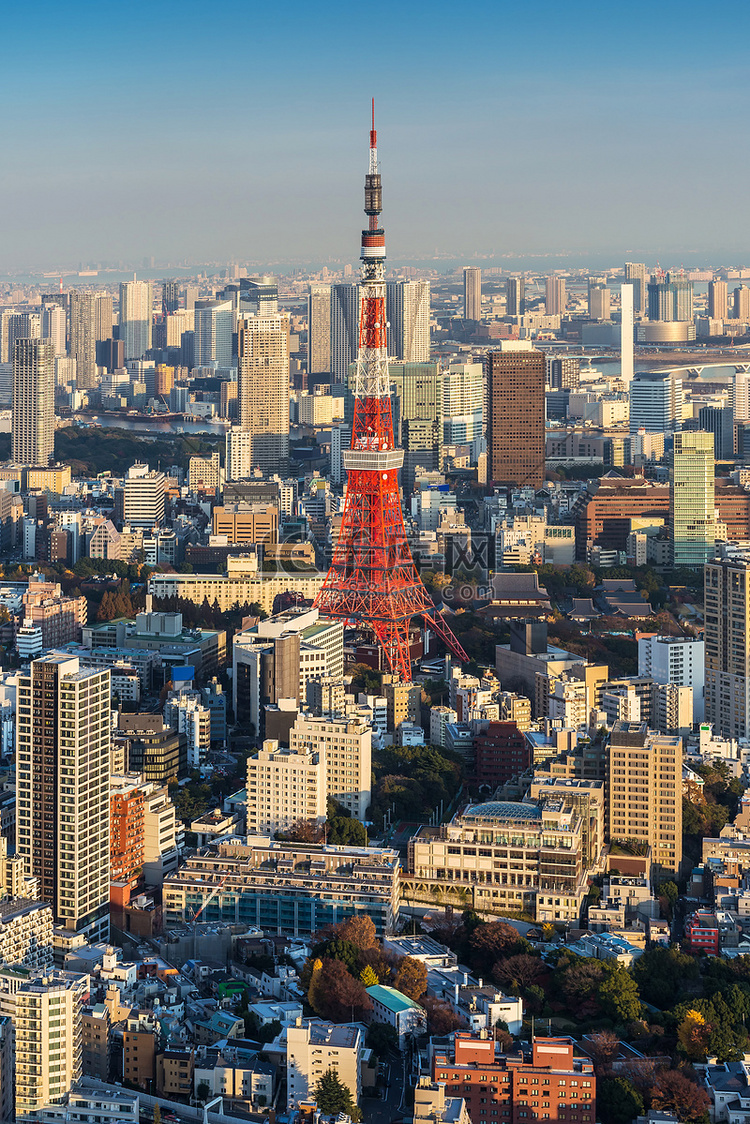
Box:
(638, 634), (704, 722)
(413, 1079), (470, 1124)
(366, 984), (425, 1046)
(705, 555), (750, 739)
(545, 275), (566, 315)
(163, 837), (399, 936)
(288, 713), (372, 822)
(607, 721), (682, 880)
(225, 427), (254, 483)
(149, 565), (325, 616)
(443, 362), (483, 446)
(629, 372), (682, 434)
(122, 464), (166, 528)
(163, 689), (211, 769)
(486, 348), (545, 488)
(286, 1018), (363, 1110)
(238, 312), (290, 472)
(709, 279), (729, 320)
(670, 431), (716, 567)
(119, 280), (152, 360)
(0, 898), (53, 972)
(13, 338), (55, 467)
(308, 284), (332, 376)
(246, 740), (327, 836)
(68, 291), (112, 388)
(463, 268), (482, 320)
(109, 777), (145, 886)
(17, 656), (110, 941)
(194, 299), (233, 369)
(212, 504), (278, 545)
(387, 280), (430, 361)
(15, 970), (89, 1119)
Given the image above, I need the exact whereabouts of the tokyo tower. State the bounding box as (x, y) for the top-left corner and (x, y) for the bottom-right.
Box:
(314, 103), (468, 681)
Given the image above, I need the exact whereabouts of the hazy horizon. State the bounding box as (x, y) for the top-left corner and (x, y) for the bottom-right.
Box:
(2, 0), (749, 272)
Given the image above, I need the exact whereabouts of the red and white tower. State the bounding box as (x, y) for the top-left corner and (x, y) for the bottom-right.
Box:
(315, 104), (468, 681)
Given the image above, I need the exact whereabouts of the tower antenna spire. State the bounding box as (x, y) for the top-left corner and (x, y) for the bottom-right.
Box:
(314, 107), (467, 681)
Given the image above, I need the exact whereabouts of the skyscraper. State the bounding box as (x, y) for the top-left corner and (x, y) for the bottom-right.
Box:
(41, 303), (66, 357)
(705, 555), (750, 739)
(388, 361), (443, 491)
(6, 312), (41, 364)
(734, 285), (750, 321)
(545, 275), (566, 316)
(14, 970), (89, 1118)
(629, 372), (682, 434)
(119, 279), (153, 360)
(708, 279), (728, 320)
(647, 272), (693, 321)
(330, 282), (361, 384)
(238, 312), (290, 471)
(443, 361), (483, 444)
(588, 281), (610, 320)
(69, 291), (112, 388)
(12, 338), (55, 467)
(624, 262), (647, 316)
(698, 405), (734, 460)
(505, 276), (525, 316)
(463, 267), (482, 321)
(163, 280), (180, 313)
(386, 280), (430, 361)
(16, 654), (111, 941)
(620, 283), (634, 384)
(308, 284), (332, 376)
(486, 347), (545, 488)
(670, 431), (716, 567)
(194, 298), (233, 369)
(225, 427), (253, 482)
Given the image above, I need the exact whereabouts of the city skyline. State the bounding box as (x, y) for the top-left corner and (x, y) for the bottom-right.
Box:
(2, 0), (750, 270)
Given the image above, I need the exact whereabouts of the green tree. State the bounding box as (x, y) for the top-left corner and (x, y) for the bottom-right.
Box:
(597, 1077), (644, 1124)
(196, 1083), (210, 1103)
(315, 1069), (361, 1121)
(366, 1022), (398, 1055)
(598, 965), (642, 1024)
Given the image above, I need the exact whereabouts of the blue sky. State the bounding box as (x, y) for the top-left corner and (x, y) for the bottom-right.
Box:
(1, 0), (748, 270)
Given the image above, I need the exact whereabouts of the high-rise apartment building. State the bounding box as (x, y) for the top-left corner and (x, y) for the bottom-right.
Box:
(225, 427), (253, 482)
(330, 282), (361, 384)
(386, 280), (430, 361)
(119, 280), (152, 360)
(388, 360), (443, 491)
(289, 713), (372, 822)
(699, 405), (734, 460)
(6, 313), (41, 365)
(194, 298), (233, 369)
(647, 272), (693, 321)
(42, 303), (66, 357)
(69, 291), (112, 388)
(545, 276), (566, 316)
(607, 720), (682, 880)
(705, 555), (750, 739)
(246, 740), (327, 836)
(238, 312), (290, 471)
(122, 464), (166, 528)
(505, 276), (525, 316)
(628, 372), (683, 434)
(734, 286), (750, 321)
(16, 655), (110, 941)
(308, 284), (332, 376)
(463, 268), (481, 321)
(709, 279), (729, 320)
(670, 431), (716, 567)
(546, 355), (581, 390)
(624, 262), (647, 315)
(638, 634), (705, 722)
(621, 283), (635, 383)
(486, 347), (545, 488)
(443, 361), (483, 444)
(588, 281), (610, 320)
(14, 970), (89, 1118)
(163, 280), (180, 313)
(12, 338), (55, 467)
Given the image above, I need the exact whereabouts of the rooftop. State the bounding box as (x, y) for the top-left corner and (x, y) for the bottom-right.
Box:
(366, 985), (422, 1013)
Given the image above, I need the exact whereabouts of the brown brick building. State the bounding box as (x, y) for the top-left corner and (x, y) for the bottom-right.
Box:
(486, 349), (546, 488)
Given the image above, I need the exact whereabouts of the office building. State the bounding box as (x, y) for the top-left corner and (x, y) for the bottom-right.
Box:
(624, 262), (647, 316)
(486, 347), (545, 488)
(588, 281), (610, 320)
(194, 298), (233, 369)
(286, 1020), (363, 1111)
(163, 280), (180, 313)
(212, 503), (278, 544)
(16, 655), (111, 941)
(546, 355), (580, 390)
(149, 565), (326, 617)
(14, 970), (89, 1119)
(12, 338), (55, 467)
(308, 284), (332, 376)
(709, 279), (729, 320)
(638, 634), (704, 722)
(119, 280), (152, 360)
(463, 267), (482, 320)
(42, 303), (66, 357)
(607, 720), (682, 880)
(330, 282), (361, 384)
(289, 713), (372, 822)
(443, 362), (483, 445)
(545, 275), (566, 315)
(705, 555), (750, 739)
(246, 740), (327, 836)
(387, 280), (430, 361)
(628, 372), (682, 434)
(699, 405), (735, 460)
(122, 464), (166, 528)
(670, 431), (716, 567)
(69, 291), (112, 389)
(735, 286), (750, 321)
(163, 837), (400, 935)
(621, 283), (634, 383)
(388, 361), (443, 491)
(647, 272), (693, 321)
(431, 1034), (596, 1124)
(238, 313), (290, 471)
(505, 276), (525, 316)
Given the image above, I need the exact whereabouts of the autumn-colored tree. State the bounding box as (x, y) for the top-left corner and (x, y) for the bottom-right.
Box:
(278, 818), (325, 843)
(678, 1009), (712, 1061)
(422, 996), (468, 1035)
(395, 956), (428, 1001)
(358, 944), (398, 984)
(360, 965), (380, 988)
(586, 1030), (620, 1074)
(466, 921), (528, 974)
(307, 957), (324, 1012)
(560, 959), (606, 1018)
(336, 915), (378, 951)
(650, 1069), (711, 1124)
(311, 959), (372, 1023)
(491, 953), (544, 992)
